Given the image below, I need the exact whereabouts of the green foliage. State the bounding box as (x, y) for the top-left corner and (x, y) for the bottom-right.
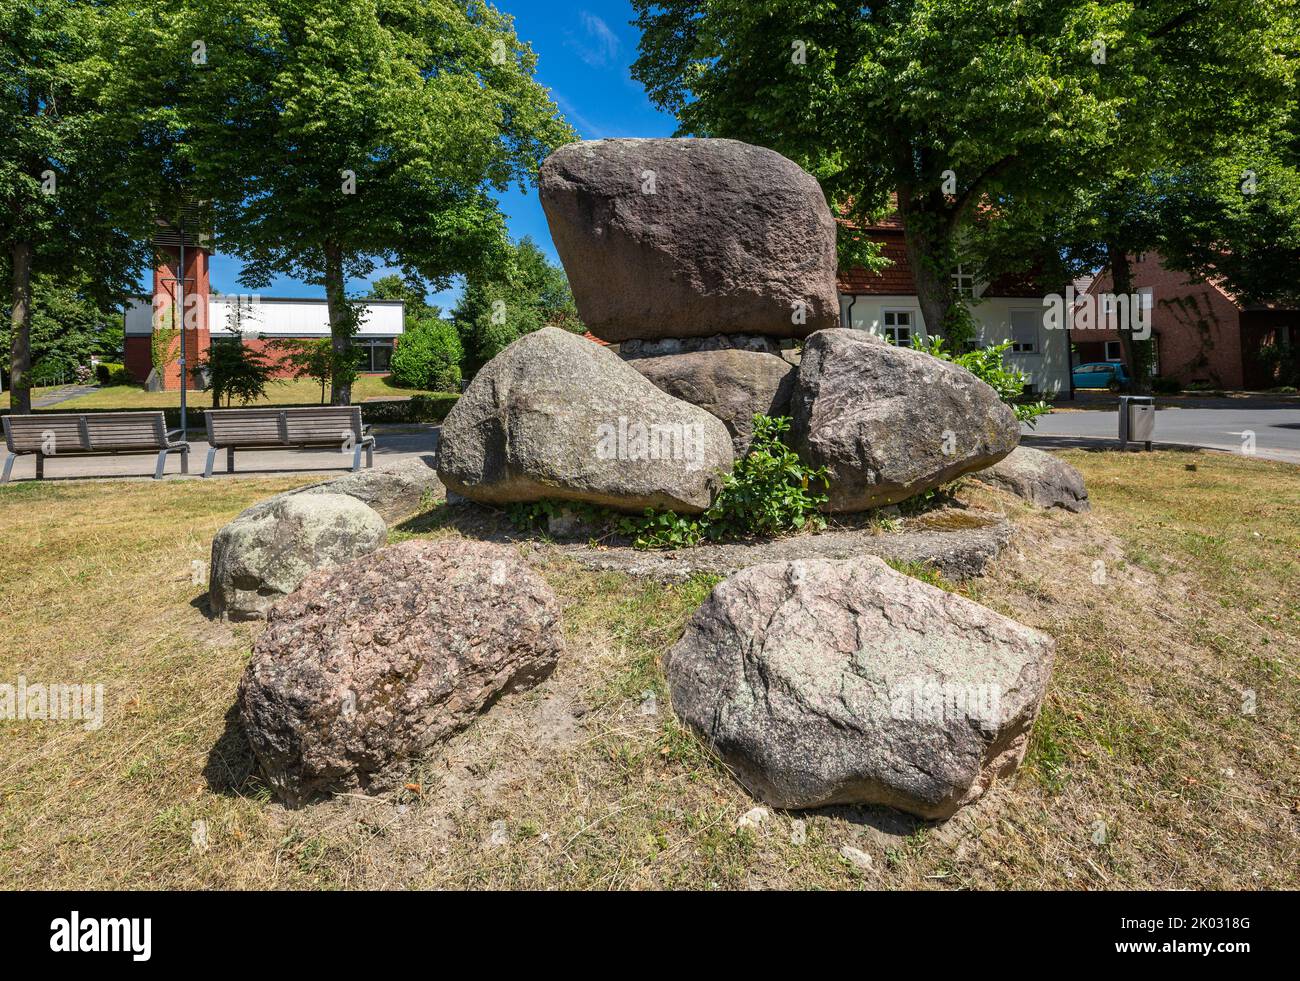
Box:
(912, 335), (1051, 427)
(509, 415), (828, 550)
(452, 237), (583, 374)
(390, 317), (462, 392)
(201, 338), (275, 408)
(136, 0), (575, 403)
(703, 415), (829, 537)
(272, 338), (334, 405)
(1150, 376), (1182, 395)
(95, 362), (131, 386)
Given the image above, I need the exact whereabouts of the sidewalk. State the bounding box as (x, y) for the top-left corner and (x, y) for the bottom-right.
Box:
(0, 426), (442, 483)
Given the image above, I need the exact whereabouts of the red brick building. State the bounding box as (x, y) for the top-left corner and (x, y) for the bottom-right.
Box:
(1074, 253), (1299, 390)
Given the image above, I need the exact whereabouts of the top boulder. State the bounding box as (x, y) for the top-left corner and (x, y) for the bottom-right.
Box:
(539, 138), (839, 343)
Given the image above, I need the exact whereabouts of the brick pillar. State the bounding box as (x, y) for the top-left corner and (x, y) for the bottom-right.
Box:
(152, 245), (211, 391)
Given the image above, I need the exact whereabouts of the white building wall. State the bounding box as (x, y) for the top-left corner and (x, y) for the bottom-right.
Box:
(124, 298), (405, 338)
(838, 293), (1069, 396)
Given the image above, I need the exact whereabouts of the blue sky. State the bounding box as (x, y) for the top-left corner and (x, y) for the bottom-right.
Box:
(205, 1), (678, 312)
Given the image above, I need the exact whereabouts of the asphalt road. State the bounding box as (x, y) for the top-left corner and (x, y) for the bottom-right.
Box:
(1026, 400), (1300, 463)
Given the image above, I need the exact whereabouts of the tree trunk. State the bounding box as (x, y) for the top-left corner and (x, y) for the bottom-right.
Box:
(899, 199), (967, 349)
(9, 240), (34, 415)
(323, 243), (352, 406)
(1107, 244), (1151, 394)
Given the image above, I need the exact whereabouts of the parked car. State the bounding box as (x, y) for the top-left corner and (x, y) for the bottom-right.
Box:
(1073, 361), (1132, 392)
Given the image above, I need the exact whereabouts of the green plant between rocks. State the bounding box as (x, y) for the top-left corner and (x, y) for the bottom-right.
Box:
(507, 414), (829, 549)
(910, 336), (1052, 427)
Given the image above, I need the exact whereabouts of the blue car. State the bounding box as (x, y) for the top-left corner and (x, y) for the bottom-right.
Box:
(1073, 361), (1131, 392)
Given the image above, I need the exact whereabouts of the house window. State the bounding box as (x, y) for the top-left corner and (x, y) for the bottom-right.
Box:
(882, 310), (913, 347)
(353, 340), (395, 372)
(953, 265), (975, 298)
(1105, 341), (1123, 361)
(1009, 310), (1039, 354)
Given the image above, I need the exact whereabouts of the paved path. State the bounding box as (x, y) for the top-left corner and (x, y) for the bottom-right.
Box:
(30, 385), (99, 409)
(1026, 400), (1300, 463)
(0, 426), (442, 483)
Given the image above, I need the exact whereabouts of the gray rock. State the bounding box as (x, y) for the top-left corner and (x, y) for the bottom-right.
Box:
(791, 329), (1020, 512)
(238, 539), (564, 806)
(436, 327), (734, 514)
(619, 334), (786, 360)
(208, 493), (387, 621)
(971, 446), (1090, 512)
(628, 349), (796, 457)
(558, 508), (1012, 583)
(290, 457), (445, 524)
(666, 555), (1055, 819)
(539, 138), (839, 342)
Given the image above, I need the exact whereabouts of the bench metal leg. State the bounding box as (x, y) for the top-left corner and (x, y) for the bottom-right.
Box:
(203, 445), (219, 478)
(35, 453), (44, 480)
(1, 453), (16, 485)
(366, 443), (373, 469)
(351, 442), (364, 472)
(180, 448), (189, 476)
(154, 448), (169, 480)
(227, 447), (235, 474)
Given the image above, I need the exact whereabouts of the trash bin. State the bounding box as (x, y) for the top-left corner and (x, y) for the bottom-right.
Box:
(1119, 395), (1155, 450)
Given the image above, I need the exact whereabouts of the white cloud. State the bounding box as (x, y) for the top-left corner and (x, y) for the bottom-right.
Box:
(566, 11), (621, 68)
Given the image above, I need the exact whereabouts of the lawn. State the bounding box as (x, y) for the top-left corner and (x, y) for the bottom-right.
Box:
(0, 386), (60, 411)
(52, 374), (451, 410)
(0, 450), (1295, 889)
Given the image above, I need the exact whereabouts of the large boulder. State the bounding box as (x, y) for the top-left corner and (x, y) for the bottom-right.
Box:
(628, 349), (796, 457)
(436, 327), (734, 514)
(539, 138), (839, 343)
(238, 539), (564, 806)
(208, 493), (387, 621)
(791, 329), (1020, 512)
(971, 446), (1090, 512)
(666, 556), (1055, 819)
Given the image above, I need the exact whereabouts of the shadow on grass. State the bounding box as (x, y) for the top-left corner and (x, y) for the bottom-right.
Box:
(203, 703), (261, 797)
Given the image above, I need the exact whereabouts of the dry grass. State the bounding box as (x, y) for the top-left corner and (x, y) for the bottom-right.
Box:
(0, 449), (1296, 889)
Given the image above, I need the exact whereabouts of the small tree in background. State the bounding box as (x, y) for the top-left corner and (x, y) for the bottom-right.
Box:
(201, 335), (274, 408)
(452, 237), (583, 375)
(274, 337), (335, 404)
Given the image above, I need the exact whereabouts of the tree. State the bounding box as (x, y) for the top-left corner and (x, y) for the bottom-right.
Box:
(173, 0), (573, 404)
(370, 273), (441, 323)
(274, 337), (334, 404)
(200, 335), (275, 407)
(631, 0), (1295, 356)
(2, 0), (149, 412)
(0, 274), (124, 384)
(452, 237), (583, 374)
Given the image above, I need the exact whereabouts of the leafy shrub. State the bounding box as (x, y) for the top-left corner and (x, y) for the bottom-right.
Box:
(1151, 375), (1182, 394)
(911, 336), (1051, 426)
(95, 362), (131, 386)
(390, 317), (463, 391)
(508, 415), (829, 550)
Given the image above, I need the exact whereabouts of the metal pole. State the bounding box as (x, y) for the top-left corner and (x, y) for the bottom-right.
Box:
(178, 220), (187, 437)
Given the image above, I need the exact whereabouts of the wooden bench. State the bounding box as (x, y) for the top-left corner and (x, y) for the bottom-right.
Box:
(2, 412), (190, 483)
(203, 406), (375, 477)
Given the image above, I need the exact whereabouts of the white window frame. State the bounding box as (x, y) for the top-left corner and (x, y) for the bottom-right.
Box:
(1104, 340), (1123, 361)
(881, 309), (915, 348)
(1008, 309), (1041, 355)
(953, 265), (976, 298)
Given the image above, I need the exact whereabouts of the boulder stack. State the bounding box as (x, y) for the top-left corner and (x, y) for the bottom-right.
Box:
(538, 138), (835, 455)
